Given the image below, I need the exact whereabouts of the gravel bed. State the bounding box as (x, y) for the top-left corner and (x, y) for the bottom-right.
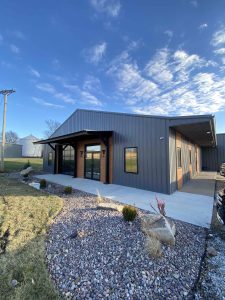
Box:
(195, 175), (225, 299)
(45, 187), (207, 299)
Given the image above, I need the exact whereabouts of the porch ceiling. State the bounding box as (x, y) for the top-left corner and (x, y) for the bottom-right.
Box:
(34, 130), (113, 145)
(172, 121), (216, 147)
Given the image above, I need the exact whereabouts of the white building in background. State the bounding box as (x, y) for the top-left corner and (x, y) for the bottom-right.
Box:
(17, 135), (43, 157)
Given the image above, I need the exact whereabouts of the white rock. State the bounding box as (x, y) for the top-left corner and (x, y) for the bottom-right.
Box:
(141, 213), (176, 246)
(20, 166), (33, 176)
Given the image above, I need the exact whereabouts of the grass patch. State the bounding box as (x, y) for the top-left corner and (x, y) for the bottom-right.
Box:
(3, 158), (43, 173)
(0, 177), (63, 299)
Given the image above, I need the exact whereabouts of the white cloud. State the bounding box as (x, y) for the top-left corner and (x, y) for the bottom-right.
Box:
(107, 45), (225, 116)
(190, 1), (198, 7)
(36, 83), (75, 104)
(90, 0), (121, 17)
(84, 42), (107, 64)
(211, 27), (225, 47)
(32, 97), (64, 109)
(80, 91), (103, 106)
(214, 48), (225, 55)
(28, 66), (40, 78)
(164, 30), (173, 38)
(10, 44), (20, 54)
(145, 48), (173, 84)
(199, 23), (208, 30)
(63, 81), (103, 107)
(12, 30), (26, 40)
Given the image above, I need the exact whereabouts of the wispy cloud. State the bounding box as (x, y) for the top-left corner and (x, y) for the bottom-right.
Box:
(52, 59), (60, 70)
(199, 23), (208, 30)
(164, 30), (173, 39)
(32, 97), (64, 109)
(90, 0), (121, 17)
(10, 44), (20, 54)
(107, 45), (225, 115)
(190, 1), (198, 7)
(1, 61), (13, 68)
(83, 42), (107, 64)
(214, 48), (225, 55)
(36, 83), (75, 104)
(211, 27), (225, 47)
(63, 82), (103, 106)
(11, 30), (26, 40)
(28, 66), (40, 78)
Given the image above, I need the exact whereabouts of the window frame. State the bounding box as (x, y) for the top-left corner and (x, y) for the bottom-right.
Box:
(176, 147), (182, 168)
(189, 149), (192, 165)
(124, 147), (138, 174)
(48, 152), (53, 166)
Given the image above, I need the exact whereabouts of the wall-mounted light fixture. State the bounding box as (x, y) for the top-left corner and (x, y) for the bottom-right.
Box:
(80, 150), (84, 157)
(159, 137), (164, 140)
(102, 149), (106, 157)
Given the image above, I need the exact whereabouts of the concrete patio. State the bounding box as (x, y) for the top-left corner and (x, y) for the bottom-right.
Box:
(36, 174), (215, 228)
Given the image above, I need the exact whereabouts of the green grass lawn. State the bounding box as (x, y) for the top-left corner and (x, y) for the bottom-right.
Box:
(0, 177), (63, 299)
(3, 158), (43, 173)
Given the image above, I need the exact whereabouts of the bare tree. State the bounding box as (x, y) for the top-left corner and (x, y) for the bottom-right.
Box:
(5, 131), (19, 144)
(44, 119), (61, 138)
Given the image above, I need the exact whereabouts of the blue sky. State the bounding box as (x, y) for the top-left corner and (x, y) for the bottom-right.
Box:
(0, 0), (225, 138)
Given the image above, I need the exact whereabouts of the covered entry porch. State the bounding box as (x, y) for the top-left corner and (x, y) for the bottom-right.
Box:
(35, 130), (113, 184)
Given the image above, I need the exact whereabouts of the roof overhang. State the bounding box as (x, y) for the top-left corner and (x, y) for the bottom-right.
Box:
(170, 116), (216, 147)
(34, 130), (113, 145)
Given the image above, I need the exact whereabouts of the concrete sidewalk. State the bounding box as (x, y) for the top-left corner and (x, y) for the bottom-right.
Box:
(180, 172), (216, 197)
(36, 174), (214, 228)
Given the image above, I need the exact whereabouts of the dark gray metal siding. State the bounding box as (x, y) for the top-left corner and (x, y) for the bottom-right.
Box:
(0, 143), (22, 158)
(202, 133), (225, 170)
(44, 109), (169, 194)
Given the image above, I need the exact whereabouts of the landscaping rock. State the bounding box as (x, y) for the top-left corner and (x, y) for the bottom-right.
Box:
(20, 167), (33, 176)
(97, 202), (124, 212)
(45, 188), (206, 299)
(206, 246), (217, 257)
(11, 279), (18, 288)
(141, 214), (176, 246)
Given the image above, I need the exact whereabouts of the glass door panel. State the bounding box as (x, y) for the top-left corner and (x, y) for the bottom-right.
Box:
(85, 152), (92, 179)
(85, 144), (101, 180)
(92, 152), (100, 180)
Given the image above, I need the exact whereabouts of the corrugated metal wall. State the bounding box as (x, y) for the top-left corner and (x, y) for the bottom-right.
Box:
(202, 133), (225, 170)
(0, 143), (22, 158)
(44, 109), (169, 194)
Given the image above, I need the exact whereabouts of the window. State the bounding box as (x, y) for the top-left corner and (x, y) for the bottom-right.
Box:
(177, 147), (182, 168)
(124, 147), (138, 173)
(48, 152), (53, 166)
(189, 149), (192, 164)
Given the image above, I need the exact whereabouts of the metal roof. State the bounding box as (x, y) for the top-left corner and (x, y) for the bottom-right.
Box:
(34, 130), (113, 145)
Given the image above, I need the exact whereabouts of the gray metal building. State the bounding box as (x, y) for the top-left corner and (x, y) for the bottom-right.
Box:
(202, 133), (225, 171)
(0, 143), (22, 158)
(37, 109), (217, 194)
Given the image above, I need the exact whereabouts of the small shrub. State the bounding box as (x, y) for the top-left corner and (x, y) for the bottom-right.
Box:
(145, 235), (162, 258)
(122, 205), (137, 221)
(64, 186), (72, 195)
(23, 160), (31, 170)
(40, 179), (47, 189)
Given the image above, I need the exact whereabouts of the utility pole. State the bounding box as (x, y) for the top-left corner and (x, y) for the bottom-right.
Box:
(0, 89), (16, 172)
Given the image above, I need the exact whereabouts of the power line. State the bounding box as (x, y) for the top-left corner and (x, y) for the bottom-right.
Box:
(0, 89), (16, 172)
